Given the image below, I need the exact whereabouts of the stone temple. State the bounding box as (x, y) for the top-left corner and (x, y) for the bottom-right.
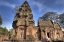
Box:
(12, 1), (64, 41)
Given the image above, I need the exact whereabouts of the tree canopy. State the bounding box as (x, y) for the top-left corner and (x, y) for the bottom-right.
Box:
(0, 27), (13, 38)
(0, 27), (8, 35)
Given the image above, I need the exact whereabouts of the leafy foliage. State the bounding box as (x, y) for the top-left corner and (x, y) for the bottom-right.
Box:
(39, 12), (58, 21)
(0, 15), (2, 25)
(59, 13), (64, 28)
(0, 27), (8, 35)
(8, 29), (13, 37)
(0, 27), (13, 39)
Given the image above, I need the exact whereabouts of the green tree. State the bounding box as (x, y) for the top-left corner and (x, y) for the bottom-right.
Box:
(0, 15), (2, 26)
(8, 28), (13, 39)
(0, 27), (8, 35)
(9, 29), (13, 35)
(39, 12), (58, 21)
(59, 13), (64, 28)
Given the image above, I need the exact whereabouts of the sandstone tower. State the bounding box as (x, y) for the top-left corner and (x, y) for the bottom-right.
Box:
(12, 1), (38, 40)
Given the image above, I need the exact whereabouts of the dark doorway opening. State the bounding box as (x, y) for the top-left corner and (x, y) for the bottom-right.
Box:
(47, 33), (50, 38)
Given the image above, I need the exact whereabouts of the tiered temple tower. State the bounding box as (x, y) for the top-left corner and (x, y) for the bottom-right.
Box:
(12, 1), (36, 40)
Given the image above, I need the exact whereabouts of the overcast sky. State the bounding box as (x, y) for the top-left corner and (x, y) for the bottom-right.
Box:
(0, 0), (64, 30)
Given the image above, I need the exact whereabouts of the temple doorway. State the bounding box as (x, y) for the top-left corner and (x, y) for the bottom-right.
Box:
(47, 32), (50, 38)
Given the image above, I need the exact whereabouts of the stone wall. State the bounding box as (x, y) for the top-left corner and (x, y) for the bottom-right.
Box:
(0, 35), (9, 41)
(38, 20), (63, 41)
